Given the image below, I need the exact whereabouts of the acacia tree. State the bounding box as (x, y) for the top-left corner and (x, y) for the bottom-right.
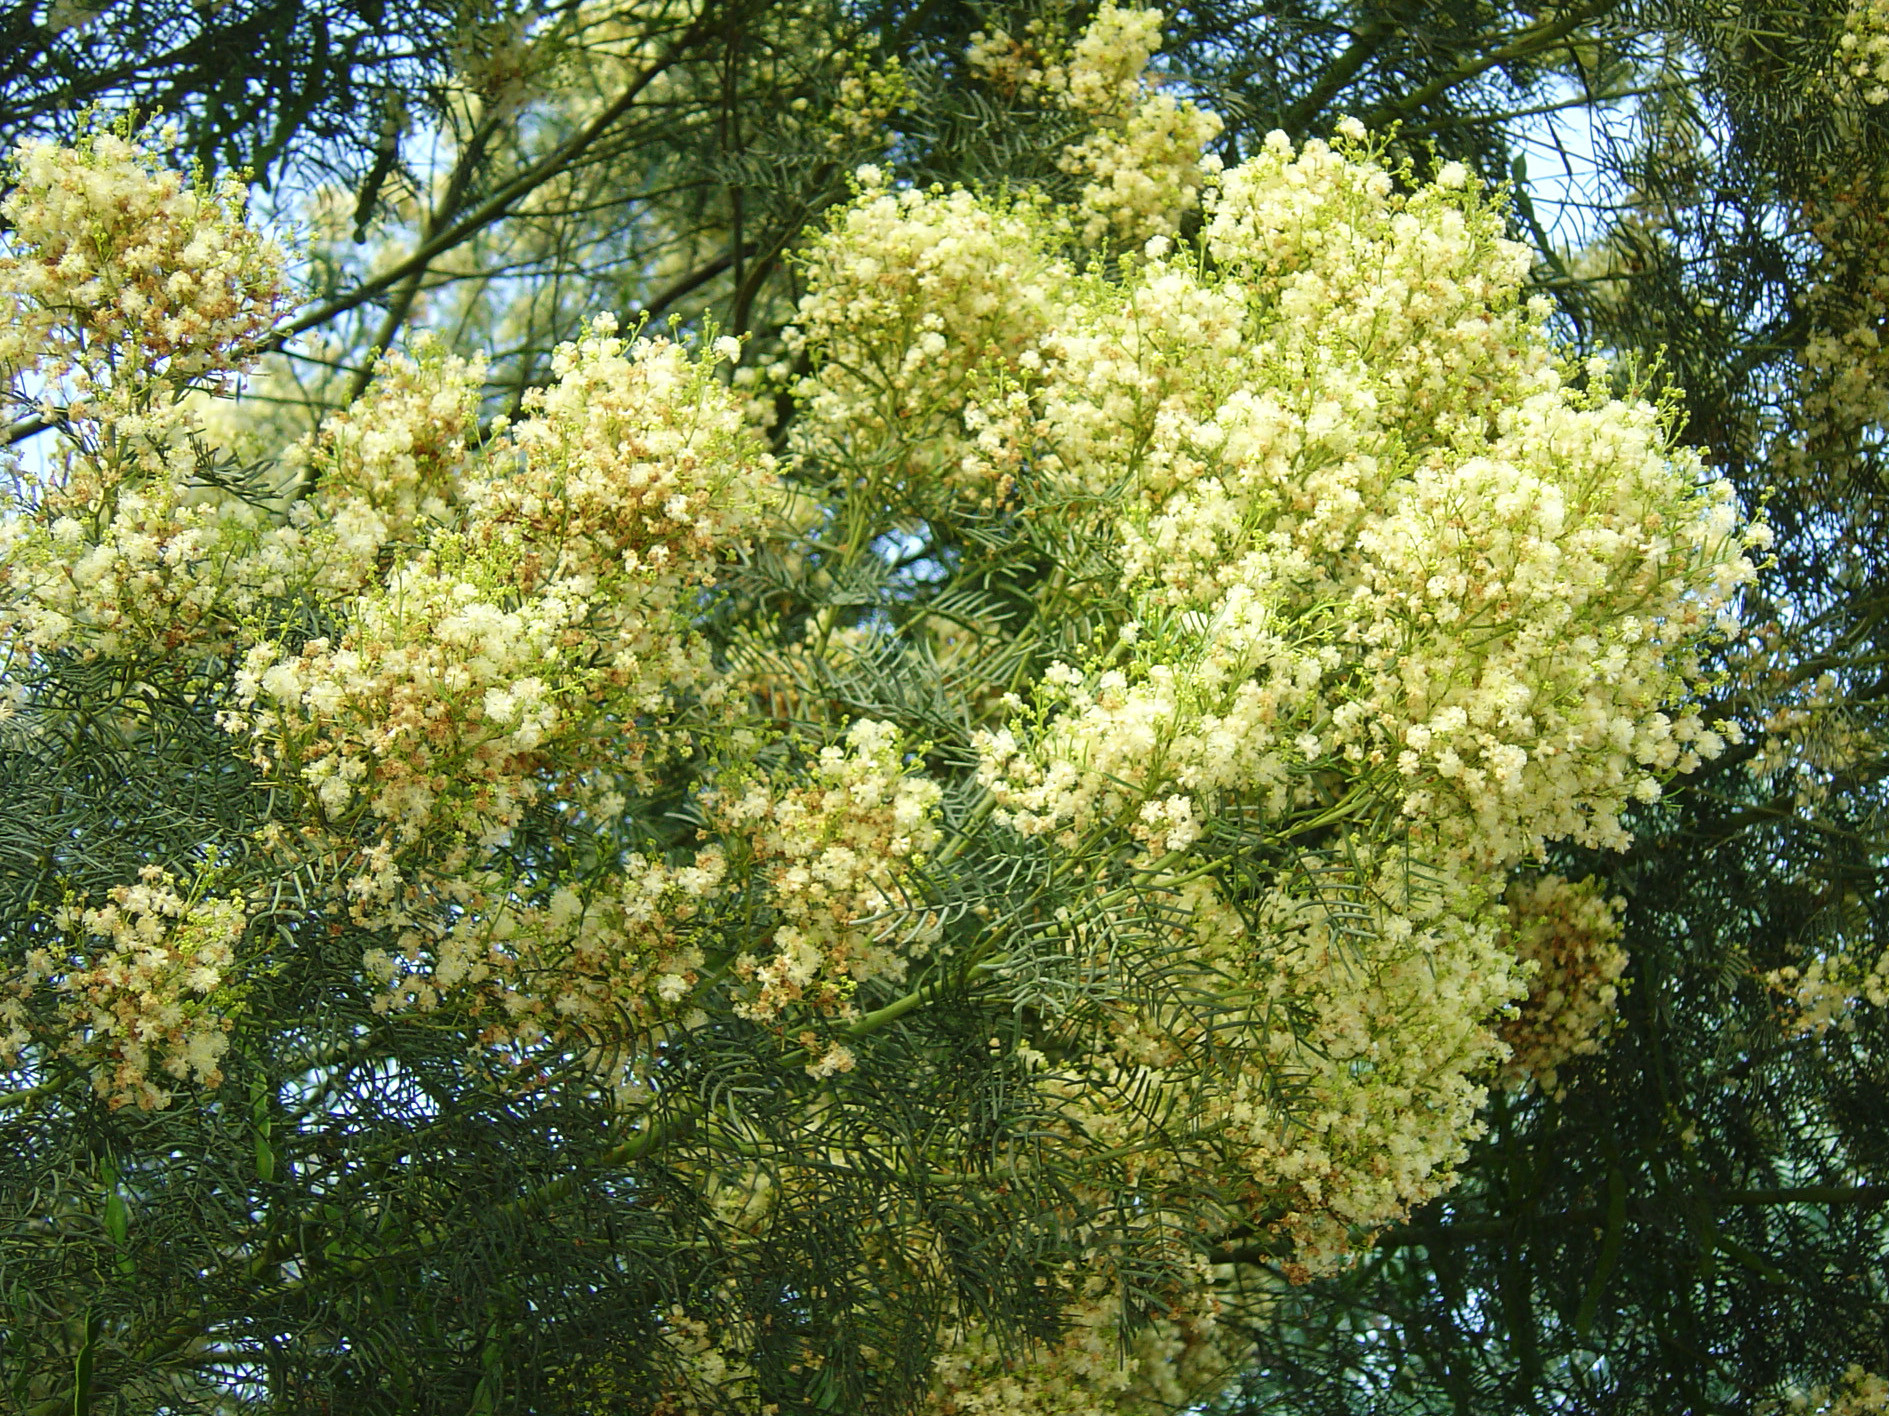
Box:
(0, 5), (1778, 1410)
(1196, 0), (1889, 1406)
(15, 3), (1889, 1416)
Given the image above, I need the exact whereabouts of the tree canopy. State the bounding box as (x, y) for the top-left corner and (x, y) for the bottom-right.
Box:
(1, 2), (1886, 1414)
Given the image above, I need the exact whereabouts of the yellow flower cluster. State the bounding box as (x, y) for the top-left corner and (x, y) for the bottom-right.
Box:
(1839, 0), (1889, 104)
(0, 29), (1765, 1404)
(1747, 669), (1881, 811)
(1786, 176), (1889, 472)
(713, 719), (941, 1039)
(378, 719), (941, 1082)
(829, 54), (910, 152)
(924, 1263), (1242, 1416)
(0, 125), (289, 401)
(1740, 10), (1889, 1037)
(0, 130), (302, 666)
(789, 176), (1073, 508)
(1767, 937), (1889, 1036)
(975, 591), (1327, 850)
(1494, 873), (1628, 1097)
(1770, 15), (1889, 501)
(961, 128), (1756, 873)
(1765, 1366), (1889, 1416)
(1, 865), (246, 1110)
(789, 28), (1756, 1393)
(231, 323), (774, 915)
(967, 2), (1222, 246)
(300, 336), (488, 558)
(0, 462), (270, 661)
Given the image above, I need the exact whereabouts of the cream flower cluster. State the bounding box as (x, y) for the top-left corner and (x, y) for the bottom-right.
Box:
(362, 721), (940, 1083)
(1839, 0), (1889, 104)
(360, 847), (728, 1088)
(0, 130), (305, 666)
(923, 1260), (1244, 1416)
(963, 13), (1065, 101)
(992, 129), (1757, 871)
(0, 129), (835, 1079)
(967, 3), (1222, 246)
(1784, 181), (1889, 475)
(1765, 1367), (1889, 1416)
(788, 88), (1753, 1396)
(1, 866), (245, 1110)
(1053, 4), (1224, 246)
(231, 552), (586, 851)
(0, 126), (288, 403)
(1767, 937), (1889, 1035)
(712, 719), (941, 1043)
(0, 461), (272, 661)
(975, 590), (1330, 852)
(1066, 858), (1518, 1271)
(1771, 27), (1889, 499)
(231, 323), (774, 911)
(210, 341), (493, 617)
(301, 336), (488, 558)
(829, 54), (911, 151)
(789, 177), (1073, 508)
(1493, 873), (1628, 1096)
(479, 317), (768, 600)
(920, 857), (1518, 1407)
(0, 73), (1764, 1415)
(0, 343), (485, 669)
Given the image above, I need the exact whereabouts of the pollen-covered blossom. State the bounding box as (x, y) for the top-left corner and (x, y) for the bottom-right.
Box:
(1839, 0), (1889, 104)
(800, 109), (1753, 1319)
(1, 865), (246, 1110)
(789, 180), (1073, 507)
(967, 3), (1222, 247)
(478, 317), (771, 596)
(355, 721), (939, 1092)
(231, 554), (588, 854)
(0, 128), (303, 665)
(0, 125), (289, 400)
(1494, 873), (1628, 1096)
(233, 322), (776, 912)
(712, 719), (941, 1028)
(0, 341), (481, 667)
(924, 1260), (1248, 1416)
(1762, 1366), (1889, 1416)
